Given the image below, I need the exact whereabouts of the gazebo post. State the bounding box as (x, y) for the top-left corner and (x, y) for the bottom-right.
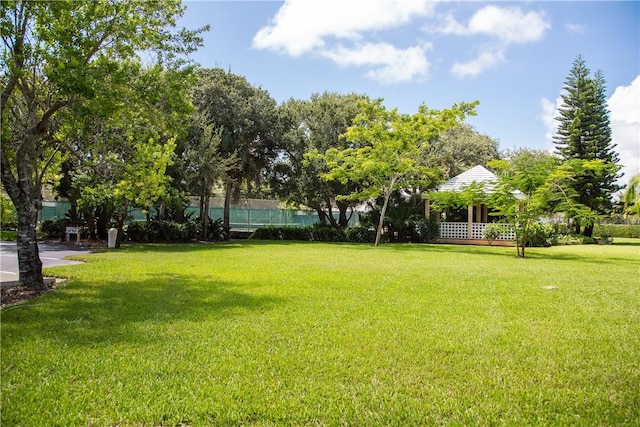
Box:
(467, 205), (473, 239)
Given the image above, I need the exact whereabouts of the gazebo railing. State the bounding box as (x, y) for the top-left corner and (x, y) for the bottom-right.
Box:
(439, 222), (514, 240)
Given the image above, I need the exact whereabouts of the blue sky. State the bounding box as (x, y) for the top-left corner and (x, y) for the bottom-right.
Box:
(179, 1), (640, 183)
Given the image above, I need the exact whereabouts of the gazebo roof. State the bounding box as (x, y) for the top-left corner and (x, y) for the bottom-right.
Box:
(436, 165), (497, 192)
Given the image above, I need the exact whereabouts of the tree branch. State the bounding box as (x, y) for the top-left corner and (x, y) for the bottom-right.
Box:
(32, 99), (69, 135)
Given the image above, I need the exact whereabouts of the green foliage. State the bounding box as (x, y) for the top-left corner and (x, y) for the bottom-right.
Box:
(553, 56), (621, 234)
(486, 149), (604, 257)
(594, 224), (640, 239)
(411, 217), (440, 243)
(482, 223), (508, 244)
(124, 218), (227, 243)
(554, 234), (597, 246)
(622, 174), (640, 218)
(428, 181), (488, 213)
(1, 0), (205, 284)
(0, 193), (17, 229)
(40, 218), (69, 240)
(526, 222), (556, 247)
(273, 93), (368, 227)
(249, 225), (312, 241)
(318, 98), (477, 245)
(0, 230), (17, 241)
(249, 225), (377, 243)
(192, 68), (280, 229)
(343, 226), (378, 243)
(425, 123), (499, 179)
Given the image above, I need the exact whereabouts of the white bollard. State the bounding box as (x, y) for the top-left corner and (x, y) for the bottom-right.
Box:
(108, 228), (118, 248)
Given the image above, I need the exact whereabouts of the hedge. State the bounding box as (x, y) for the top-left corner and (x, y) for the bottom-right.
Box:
(249, 225), (377, 243)
(594, 224), (640, 239)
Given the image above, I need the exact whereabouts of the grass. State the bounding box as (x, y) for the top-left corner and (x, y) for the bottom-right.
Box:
(1, 240), (639, 425)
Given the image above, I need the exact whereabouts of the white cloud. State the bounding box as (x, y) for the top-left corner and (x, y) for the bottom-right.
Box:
(432, 5), (549, 43)
(430, 5), (550, 78)
(322, 42), (431, 84)
(251, 0), (435, 83)
(565, 23), (587, 35)
(467, 6), (550, 44)
(609, 76), (640, 181)
(451, 47), (505, 78)
(252, 0), (435, 56)
(540, 76), (640, 184)
(540, 95), (563, 148)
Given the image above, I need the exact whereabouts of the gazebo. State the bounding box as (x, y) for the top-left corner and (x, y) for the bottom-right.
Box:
(425, 165), (514, 245)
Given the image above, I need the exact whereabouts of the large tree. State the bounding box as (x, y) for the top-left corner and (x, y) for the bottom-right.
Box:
(182, 112), (235, 239)
(191, 68), (280, 231)
(487, 149), (610, 258)
(320, 98), (478, 246)
(1, 0), (204, 287)
(553, 55), (621, 237)
(273, 92), (367, 227)
(425, 123), (499, 180)
(68, 65), (193, 247)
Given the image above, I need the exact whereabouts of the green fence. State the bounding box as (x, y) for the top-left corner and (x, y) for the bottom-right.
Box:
(39, 201), (352, 232)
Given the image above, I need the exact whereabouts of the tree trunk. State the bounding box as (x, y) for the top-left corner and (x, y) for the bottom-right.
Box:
(115, 208), (128, 249)
(96, 207), (109, 240)
(200, 192), (210, 240)
(582, 223), (594, 238)
(375, 176), (398, 246)
(325, 198), (338, 227)
(223, 181), (232, 231)
(375, 192), (392, 246)
(15, 201), (44, 288)
(1, 150), (45, 288)
(69, 198), (78, 225)
(316, 208), (328, 225)
(337, 201), (350, 228)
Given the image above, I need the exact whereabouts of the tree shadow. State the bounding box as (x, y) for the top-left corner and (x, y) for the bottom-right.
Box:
(611, 239), (640, 247)
(1, 273), (285, 348)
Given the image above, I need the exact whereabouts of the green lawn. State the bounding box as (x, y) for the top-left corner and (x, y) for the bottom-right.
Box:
(2, 240), (639, 425)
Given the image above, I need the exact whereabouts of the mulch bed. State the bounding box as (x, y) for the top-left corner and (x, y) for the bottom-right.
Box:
(1, 279), (59, 309)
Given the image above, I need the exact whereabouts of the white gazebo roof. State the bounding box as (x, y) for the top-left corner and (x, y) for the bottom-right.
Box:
(436, 165), (497, 192)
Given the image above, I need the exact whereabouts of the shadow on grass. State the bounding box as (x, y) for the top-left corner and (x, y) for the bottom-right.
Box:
(612, 239), (640, 247)
(1, 274), (285, 348)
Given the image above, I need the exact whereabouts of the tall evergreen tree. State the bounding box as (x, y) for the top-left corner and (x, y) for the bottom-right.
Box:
(553, 55), (621, 236)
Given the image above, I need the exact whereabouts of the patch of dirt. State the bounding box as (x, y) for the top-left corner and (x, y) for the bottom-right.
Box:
(0, 279), (60, 309)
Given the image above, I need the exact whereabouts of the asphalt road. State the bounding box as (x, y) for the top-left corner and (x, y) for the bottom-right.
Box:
(0, 241), (92, 286)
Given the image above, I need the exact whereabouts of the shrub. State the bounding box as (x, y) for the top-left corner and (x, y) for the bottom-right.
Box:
(145, 220), (183, 242)
(124, 218), (225, 243)
(40, 218), (69, 240)
(344, 226), (376, 243)
(311, 224), (346, 242)
(482, 223), (508, 245)
(203, 218), (229, 242)
(554, 234), (597, 245)
(527, 222), (556, 247)
(249, 226), (285, 240)
(0, 230), (17, 241)
(124, 221), (147, 242)
(594, 224), (640, 239)
(0, 194), (17, 230)
(411, 217), (440, 243)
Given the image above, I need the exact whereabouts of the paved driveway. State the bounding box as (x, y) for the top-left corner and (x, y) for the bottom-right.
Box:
(0, 241), (93, 286)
